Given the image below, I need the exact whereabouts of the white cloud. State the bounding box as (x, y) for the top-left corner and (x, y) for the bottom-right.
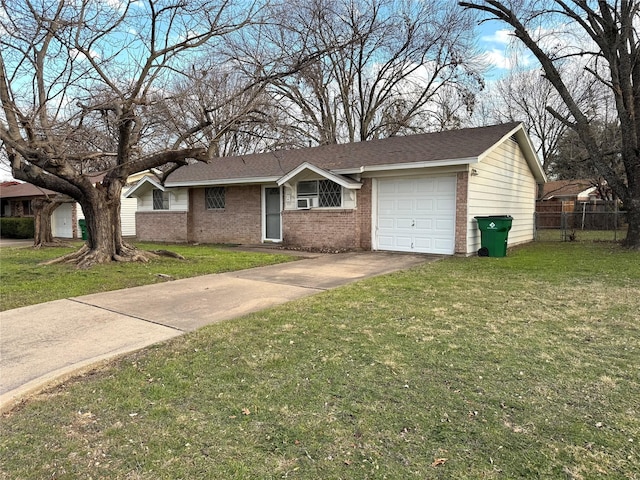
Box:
(481, 29), (514, 45)
(483, 47), (535, 71)
(69, 48), (100, 61)
(483, 49), (513, 70)
(478, 25), (538, 74)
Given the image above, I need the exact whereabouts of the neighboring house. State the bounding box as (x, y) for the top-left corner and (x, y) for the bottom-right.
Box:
(127, 122), (547, 255)
(536, 179), (617, 230)
(538, 180), (601, 212)
(0, 173), (143, 239)
(1, 181), (48, 218)
(0, 182), (80, 238)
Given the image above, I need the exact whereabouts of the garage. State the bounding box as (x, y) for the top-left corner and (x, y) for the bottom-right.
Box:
(51, 203), (74, 238)
(375, 175), (457, 254)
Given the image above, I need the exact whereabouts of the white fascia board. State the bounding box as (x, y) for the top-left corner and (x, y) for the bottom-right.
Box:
(577, 186), (598, 200)
(166, 176), (280, 188)
(277, 162), (362, 189)
(580, 186), (597, 196)
(331, 157), (477, 176)
(124, 176), (164, 198)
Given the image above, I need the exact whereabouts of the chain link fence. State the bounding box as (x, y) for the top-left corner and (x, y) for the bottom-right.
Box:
(535, 202), (627, 242)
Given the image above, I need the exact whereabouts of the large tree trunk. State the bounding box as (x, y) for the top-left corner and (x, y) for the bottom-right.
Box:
(619, 148), (640, 248)
(32, 198), (56, 245)
(623, 196), (640, 249)
(32, 196), (72, 247)
(42, 180), (153, 268)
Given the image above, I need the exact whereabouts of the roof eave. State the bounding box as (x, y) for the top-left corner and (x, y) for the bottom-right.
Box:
(332, 157), (478, 175)
(277, 162), (362, 189)
(124, 176), (164, 198)
(165, 176), (281, 188)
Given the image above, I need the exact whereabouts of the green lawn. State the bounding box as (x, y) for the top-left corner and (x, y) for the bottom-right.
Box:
(536, 228), (626, 242)
(0, 242), (294, 311)
(1, 242), (639, 479)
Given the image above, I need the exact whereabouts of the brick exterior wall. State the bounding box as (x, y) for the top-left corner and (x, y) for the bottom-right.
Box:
(188, 185), (262, 244)
(283, 209), (359, 250)
(454, 171), (468, 254)
(136, 211), (188, 242)
(282, 178), (373, 251)
(356, 178), (372, 250)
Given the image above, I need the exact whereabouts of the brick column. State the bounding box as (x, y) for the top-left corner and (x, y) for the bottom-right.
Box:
(455, 171), (469, 254)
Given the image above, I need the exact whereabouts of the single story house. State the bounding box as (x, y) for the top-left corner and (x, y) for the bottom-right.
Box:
(538, 179), (601, 210)
(0, 182), (81, 238)
(536, 179), (617, 230)
(1, 181), (51, 218)
(0, 173), (142, 239)
(127, 122), (547, 255)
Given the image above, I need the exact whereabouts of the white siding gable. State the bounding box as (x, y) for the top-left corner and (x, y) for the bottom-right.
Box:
(120, 195), (137, 236)
(137, 187), (189, 212)
(467, 137), (538, 253)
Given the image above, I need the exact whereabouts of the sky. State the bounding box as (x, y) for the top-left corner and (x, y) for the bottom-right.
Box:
(0, 16), (527, 183)
(476, 20), (535, 78)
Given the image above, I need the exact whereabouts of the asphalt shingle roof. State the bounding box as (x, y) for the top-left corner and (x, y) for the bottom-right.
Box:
(166, 122), (522, 184)
(0, 182), (56, 199)
(541, 180), (594, 200)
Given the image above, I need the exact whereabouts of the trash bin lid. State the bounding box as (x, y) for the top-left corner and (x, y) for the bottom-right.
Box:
(475, 216), (513, 231)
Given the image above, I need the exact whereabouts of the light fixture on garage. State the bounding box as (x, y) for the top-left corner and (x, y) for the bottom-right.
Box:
(471, 168), (479, 176)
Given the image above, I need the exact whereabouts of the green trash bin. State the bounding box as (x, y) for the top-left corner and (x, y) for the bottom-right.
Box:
(78, 219), (88, 240)
(475, 216), (513, 257)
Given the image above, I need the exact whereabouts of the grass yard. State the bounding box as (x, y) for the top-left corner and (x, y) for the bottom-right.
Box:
(0, 242), (294, 311)
(536, 228), (626, 243)
(1, 242), (639, 479)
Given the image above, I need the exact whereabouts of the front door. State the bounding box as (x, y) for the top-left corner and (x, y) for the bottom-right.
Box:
(264, 187), (282, 241)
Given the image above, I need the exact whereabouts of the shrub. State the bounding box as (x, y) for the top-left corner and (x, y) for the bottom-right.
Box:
(0, 217), (35, 238)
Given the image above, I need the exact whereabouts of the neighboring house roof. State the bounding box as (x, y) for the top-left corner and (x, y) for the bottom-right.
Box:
(161, 122), (546, 188)
(1, 171), (157, 201)
(124, 168), (163, 185)
(0, 182), (57, 199)
(124, 175), (165, 198)
(540, 180), (595, 201)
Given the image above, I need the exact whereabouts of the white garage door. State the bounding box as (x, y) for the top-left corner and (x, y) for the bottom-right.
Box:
(52, 203), (73, 238)
(376, 175), (456, 254)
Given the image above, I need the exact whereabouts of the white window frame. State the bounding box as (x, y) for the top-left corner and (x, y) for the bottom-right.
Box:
(296, 179), (342, 208)
(152, 189), (170, 210)
(205, 186), (225, 210)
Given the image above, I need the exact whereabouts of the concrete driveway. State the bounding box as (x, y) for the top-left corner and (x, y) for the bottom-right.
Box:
(0, 238), (33, 248)
(0, 251), (437, 411)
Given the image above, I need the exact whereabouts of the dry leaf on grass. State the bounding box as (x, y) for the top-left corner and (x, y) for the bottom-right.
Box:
(431, 458), (447, 467)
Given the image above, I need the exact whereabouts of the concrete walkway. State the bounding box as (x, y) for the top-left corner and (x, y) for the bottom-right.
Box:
(0, 250), (435, 411)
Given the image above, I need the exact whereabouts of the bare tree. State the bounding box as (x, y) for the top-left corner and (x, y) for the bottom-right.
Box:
(158, 62), (285, 159)
(236, 0), (484, 146)
(488, 68), (569, 174)
(460, 0), (640, 248)
(548, 121), (624, 187)
(0, 0), (264, 267)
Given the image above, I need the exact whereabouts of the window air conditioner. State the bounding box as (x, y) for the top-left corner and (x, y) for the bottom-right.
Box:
(297, 198), (311, 209)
